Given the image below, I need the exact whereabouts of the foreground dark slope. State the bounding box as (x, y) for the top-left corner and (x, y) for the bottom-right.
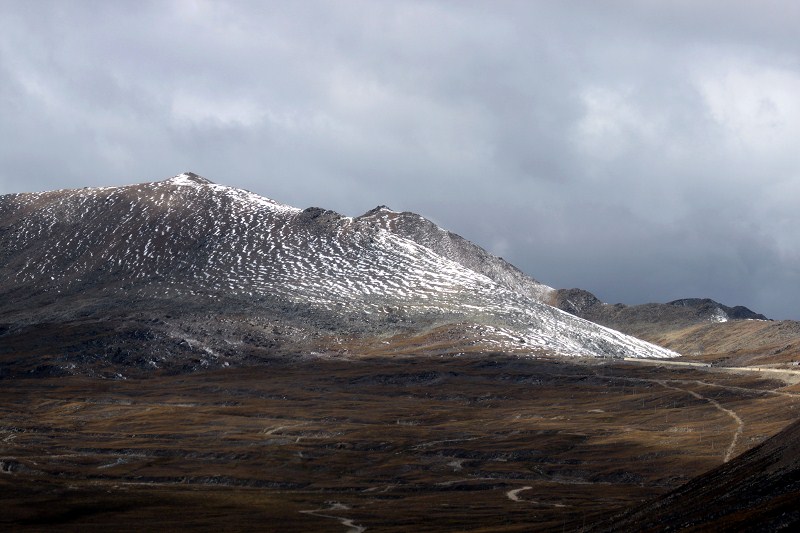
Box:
(0, 173), (675, 377)
(593, 416), (800, 532)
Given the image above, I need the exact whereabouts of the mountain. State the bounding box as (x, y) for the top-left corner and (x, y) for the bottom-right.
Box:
(4, 173), (800, 532)
(0, 173), (676, 377)
(548, 288), (800, 365)
(552, 289), (768, 329)
(360, 211), (799, 366)
(667, 298), (768, 321)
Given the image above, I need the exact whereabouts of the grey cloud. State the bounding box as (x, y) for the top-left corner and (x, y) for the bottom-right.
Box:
(1, 0), (799, 319)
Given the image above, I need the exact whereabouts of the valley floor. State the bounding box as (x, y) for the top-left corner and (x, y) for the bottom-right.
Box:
(2, 355), (799, 531)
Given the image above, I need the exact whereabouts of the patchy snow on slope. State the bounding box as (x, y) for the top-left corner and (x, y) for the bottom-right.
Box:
(0, 174), (678, 360)
(711, 307), (729, 323)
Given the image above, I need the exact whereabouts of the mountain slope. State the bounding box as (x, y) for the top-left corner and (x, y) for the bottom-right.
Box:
(0, 173), (676, 377)
(550, 288), (800, 364)
(357, 205), (554, 303)
(355, 212), (797, 365)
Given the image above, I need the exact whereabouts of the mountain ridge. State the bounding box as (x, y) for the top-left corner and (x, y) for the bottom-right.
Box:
(0, 173), (677, 378)
(548, 287), (800, 365)
(356, 204), (555, 304)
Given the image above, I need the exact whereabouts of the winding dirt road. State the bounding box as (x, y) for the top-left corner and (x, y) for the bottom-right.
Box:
(506, 486), (532, 502)
(300, 502), (366, 533)
(656, 380), (744, 462)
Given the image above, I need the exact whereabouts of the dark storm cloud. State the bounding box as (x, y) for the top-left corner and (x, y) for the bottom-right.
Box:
(1, 0), (798, 319)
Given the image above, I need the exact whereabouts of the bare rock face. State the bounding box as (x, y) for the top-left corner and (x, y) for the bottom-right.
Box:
(550, 288), (604, 316)
(0, 173), (676, 377)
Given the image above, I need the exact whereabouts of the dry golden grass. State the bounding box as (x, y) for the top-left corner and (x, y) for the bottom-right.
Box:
(641, 320), (800, 366)
(1, 355), (798, 531)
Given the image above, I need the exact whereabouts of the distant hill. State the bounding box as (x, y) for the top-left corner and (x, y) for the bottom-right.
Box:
(549, 288), (800, 365)
(551, 289), (768, 334)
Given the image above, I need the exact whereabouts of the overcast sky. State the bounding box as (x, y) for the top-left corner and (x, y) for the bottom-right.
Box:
(1, 1), (799, 319)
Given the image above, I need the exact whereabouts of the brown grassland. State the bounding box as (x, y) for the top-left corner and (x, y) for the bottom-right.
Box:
(2, 354), (800, 531)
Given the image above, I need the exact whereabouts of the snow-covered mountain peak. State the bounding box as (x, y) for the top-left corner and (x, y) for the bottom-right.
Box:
(0, 174), (680, 376)
(147, 173), (300, 215)
(162, 172), (214, 186)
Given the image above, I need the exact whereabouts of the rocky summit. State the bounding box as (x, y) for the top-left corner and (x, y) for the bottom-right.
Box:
(0, 172), (675, 377)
